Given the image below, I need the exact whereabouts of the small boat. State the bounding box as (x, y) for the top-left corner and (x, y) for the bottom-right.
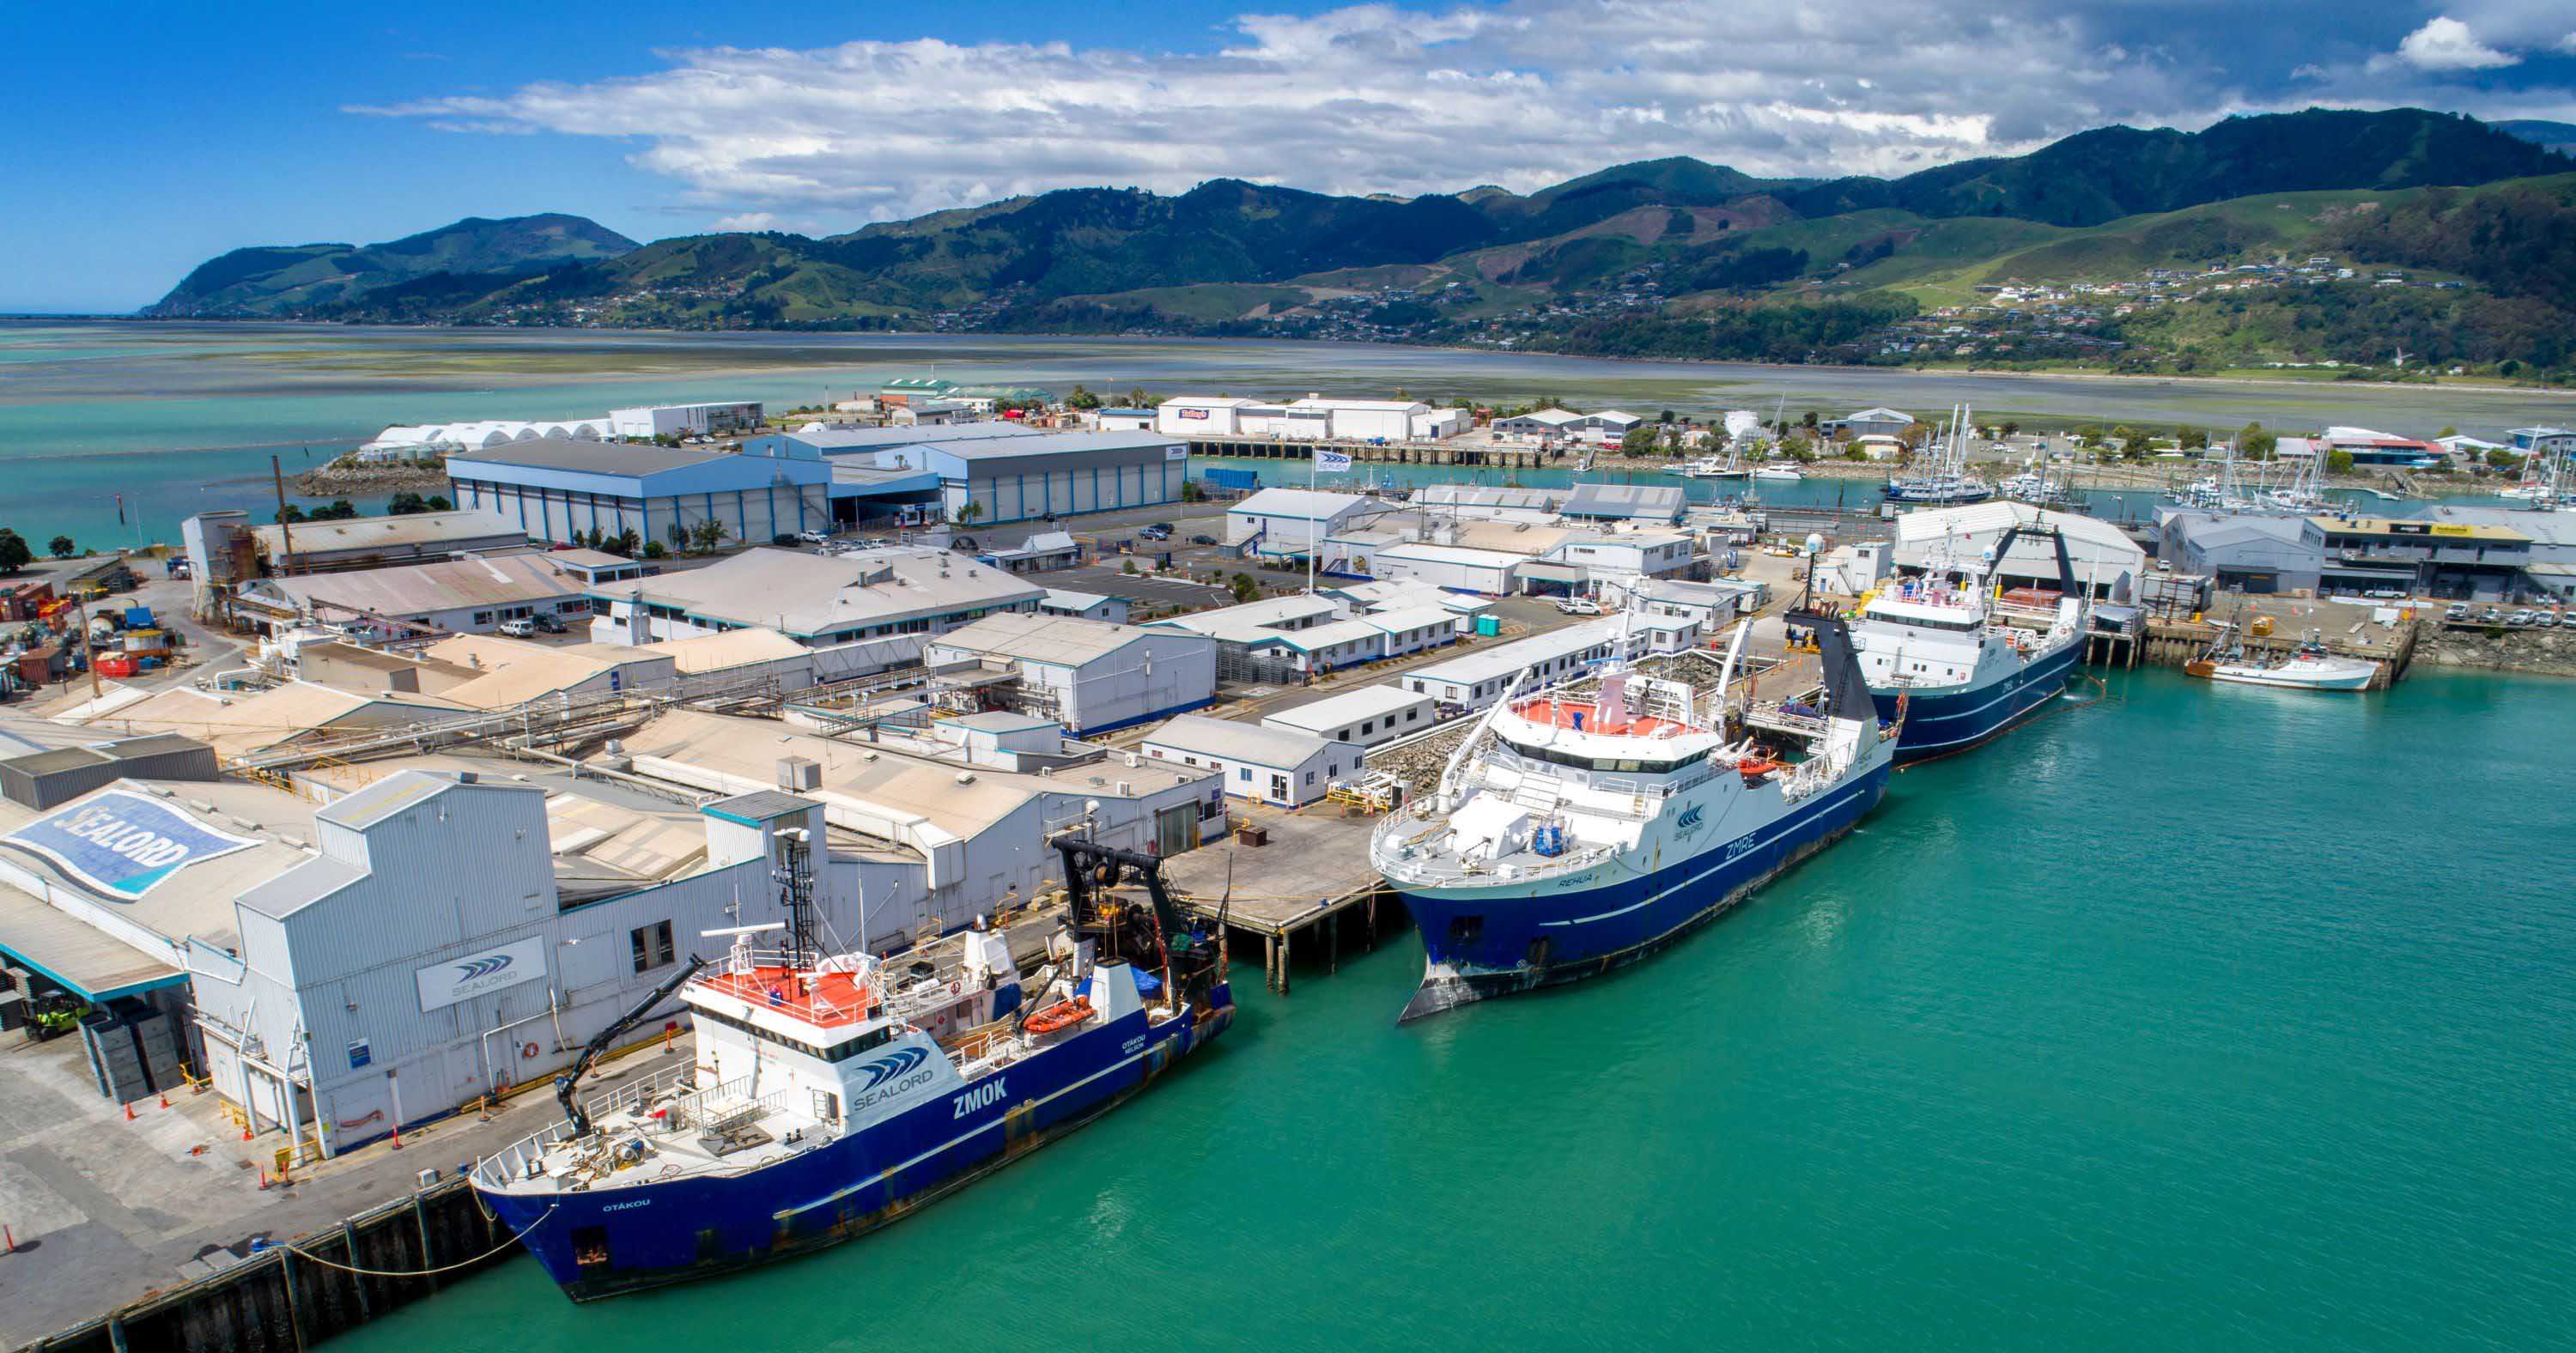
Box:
(2188, 634), (2377, 691)
(1751, 464), (1804, 482)
(1672, 456), (1749, 479)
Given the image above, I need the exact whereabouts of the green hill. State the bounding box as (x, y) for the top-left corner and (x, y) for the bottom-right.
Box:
(147, 214), (638, 317)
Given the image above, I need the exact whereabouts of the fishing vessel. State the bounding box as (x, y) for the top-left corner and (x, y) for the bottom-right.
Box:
(1882, 403), (1991, 505)
(2186, 633), (2377, 690)
(1847, 525), (2087, 763)
(472, 838), (1231, 1301)
(1370, 613), (1895, 1022)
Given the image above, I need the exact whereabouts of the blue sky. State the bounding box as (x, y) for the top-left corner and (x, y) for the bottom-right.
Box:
(4, 0), (2570, 313)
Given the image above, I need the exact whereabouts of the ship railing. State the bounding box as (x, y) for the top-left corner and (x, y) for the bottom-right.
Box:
(472, 1071), (779, 1189)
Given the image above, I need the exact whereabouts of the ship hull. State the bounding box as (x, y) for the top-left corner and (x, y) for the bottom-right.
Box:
(1393, 763), (1890, 1021)
(1871, 636), (2081, 764)
(479, 988), (1230, 1301)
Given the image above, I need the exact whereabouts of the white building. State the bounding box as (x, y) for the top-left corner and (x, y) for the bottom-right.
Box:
(592, 546), (1044, 647)
(232, 552), (598, 637)
(1262, 684), (1437, 749)
(1889, 501), (2142, 599)
(1227, 488), (1391, 561)
(1038, 589), (1130, 625)
(1599, 576), (1765, 625)
(1156, 395), (1463, 442)
(1490, 410), (1638, 445)
(1546, 530), (1696, 585)
(1144, 589), (1456, 676)
(1368, 542), (1527, 594)
(922, 612), (1217, 736)
(607, 402), (765, 440)
(1394, 616), (1635, 709)
(1140, 713), (1358, 807)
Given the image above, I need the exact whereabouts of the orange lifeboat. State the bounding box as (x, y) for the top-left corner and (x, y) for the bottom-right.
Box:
(1022, 998), (1095, 1035)
(1736, 757), (1783, 783)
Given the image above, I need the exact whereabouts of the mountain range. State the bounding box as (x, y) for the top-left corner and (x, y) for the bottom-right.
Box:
(143, 108), (2574, 378)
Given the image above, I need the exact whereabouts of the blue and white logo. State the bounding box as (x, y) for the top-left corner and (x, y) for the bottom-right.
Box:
(3, 790), (258, 899)
(854, 1046), (928, 1090)
(415, 936), (548, 1011)
(1314, 448), (1354, 474)
(1675, 804), (1704, 832)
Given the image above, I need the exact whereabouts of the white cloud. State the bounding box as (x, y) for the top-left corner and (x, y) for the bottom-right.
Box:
(712, 212), (777, 231)
(349, 0), (2554, 234)
(2391, 15), (2517, 69)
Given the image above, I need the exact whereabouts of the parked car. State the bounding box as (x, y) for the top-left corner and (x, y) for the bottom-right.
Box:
(1138, 525), (1172, 542)
(2363, 589), (2406, 600)
(1189, 534), (1218, 546)
(1556, 598), (1603, 616)
(498, 619), (538, 638)
(795, 529), (833, 545)
(2480, 608), (2506, 623)
(2507, 610), (2536, 627)
(532, 613), (567, 634)
(2445, 602), (2471, 622)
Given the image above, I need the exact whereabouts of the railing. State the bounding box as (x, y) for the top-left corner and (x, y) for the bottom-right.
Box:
(474, 1071), (796, 1190)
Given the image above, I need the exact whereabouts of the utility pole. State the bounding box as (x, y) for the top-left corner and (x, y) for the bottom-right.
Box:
(80, 601), (102, 701)
(270, 455), (297, 577)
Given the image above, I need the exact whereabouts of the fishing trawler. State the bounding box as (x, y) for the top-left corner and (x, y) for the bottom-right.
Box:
(1370, 613), (1895, 1022)
(472, 838), (1230, 1301)
(1848, 525), (2087, 763)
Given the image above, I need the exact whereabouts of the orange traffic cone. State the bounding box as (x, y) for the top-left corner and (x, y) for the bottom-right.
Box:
(124, 1101), (136, 1121)
(258, 1168), (270, 1191)
(160, 1091), (172, 1109)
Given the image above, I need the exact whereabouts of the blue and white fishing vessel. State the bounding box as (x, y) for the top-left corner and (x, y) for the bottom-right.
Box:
(472, 840), (1230, 1301)
(1849, 524), (2087, 764)
(1371, 614), (1894, 1021)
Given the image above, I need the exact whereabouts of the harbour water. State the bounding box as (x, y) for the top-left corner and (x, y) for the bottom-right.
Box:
(332, 667), (2576, 1352)
(9, 319), (2574, 546)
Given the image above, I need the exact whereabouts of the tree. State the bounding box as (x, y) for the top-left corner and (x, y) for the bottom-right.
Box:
(1180, 479), (1206, 502)
(0, 529), (29, 574)
(426, 494), (452, 512)
(642, 540), (668, 560)
(1228, 573), (1260, 604)
(2239, 422), (2278, 459)
(1801, 410), (1820, 429)
(1999, 421), (2020, 439)
(613, 529), (641, 557)
(2326, 450), (2356, 474)
(386, 491), (428, 515)
(1658, 409), (1676, 424)
(2178, 427), (2208, 451)
(952, 501), (985, 527)
(2437, 425), (2458, 440)
(47, 535), (75, 559)
(1066, 385), (1102, 410)
(276, 504), (306, 524)
(1621, 425), (1661, 455)
(686, 519), (729, 554)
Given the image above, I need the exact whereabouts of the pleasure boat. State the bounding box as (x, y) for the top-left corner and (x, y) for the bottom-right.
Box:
(2187, 636), (2377, 691)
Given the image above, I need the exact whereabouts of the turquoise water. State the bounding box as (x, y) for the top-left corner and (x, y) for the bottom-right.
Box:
(9, 320), (2570, 548)
(332, 668), (2576, 1351)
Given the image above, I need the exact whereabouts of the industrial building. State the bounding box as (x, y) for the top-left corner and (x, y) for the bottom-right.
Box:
(1395, 616), (1637, 709)
(1490, 409), (1641, 443)
(1826, 407), (1917, 440)
(236, 510), (532, 575)
(231, 551), (599, 636)
(1561, 483), (1686, 525)
(921, 612), (1217, 736)
(446, 438), (832, 547)
(607, 401), (765, 440)
(1144, 590), (1457, 677)
(590, 546), (1043, 647)
(1139, 714), (1356, 807)
(920, 432), (1189, 525)
(360, 416), (612, 457)
(1228, 488), (1394, 561)
(1261, 684), (1437, 749)
(1890, 501), (2142, 599)
(1156, 396), (1463, 442)
(1039, 589), (1131, 624)
(1599, 576), (1767, 625)
(2160, 513), (2321, 593)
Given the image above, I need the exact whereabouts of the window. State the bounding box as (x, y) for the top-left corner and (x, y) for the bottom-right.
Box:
(1238, 767), (1252, 782)
(630, 920), (676, 973)
(1305, 770), (1316, 785)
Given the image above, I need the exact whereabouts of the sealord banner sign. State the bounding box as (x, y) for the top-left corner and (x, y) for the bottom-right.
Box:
(416, 936), (548, 1011)
(3, 790), (258, 898)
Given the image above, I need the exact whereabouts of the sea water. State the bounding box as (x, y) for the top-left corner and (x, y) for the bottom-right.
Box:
(331, 668), (2576, 1351)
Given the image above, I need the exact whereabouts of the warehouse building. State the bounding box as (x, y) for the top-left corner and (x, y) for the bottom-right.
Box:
(1140, 714), (1356, 807)
(1156, 395), (1462, 441)
(921, 432), (1189, 525)
(232, 551), (599, 636)
(1562, 483), (1686, 525)
(242, 510), (531, 575)
(1890, 501), (2142, 600)
(1229, 488), (1395, 561)
(592, 546), (1043, 647)
(607, 401), (764, 440)
(1396, 616), (1636, 709)
(447, 439), (831, 548)
(1262, 684), (1437, 749)
(2160, 513), (2321, 594)
(922, 612), (1217, 736)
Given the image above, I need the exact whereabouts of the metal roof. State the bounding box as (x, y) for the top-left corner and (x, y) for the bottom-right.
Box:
(702, 790), (819, 824)
(449, 438), (742, 475)
(1263, 683), (1429, 732)
(250, 510), (526, 555)
(1142, 713), (1330, 769)
(605, 547), (1042, 636)
(1232, 488), (1374, 520)
(1564, 483), (1686, 520)
(255, 551), (591, 618)
(1401, 616), (1630, 686)
(927, 612), (1190, 667)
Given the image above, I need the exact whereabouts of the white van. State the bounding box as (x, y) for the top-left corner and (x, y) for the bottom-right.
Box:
(498, 619), (538, 638)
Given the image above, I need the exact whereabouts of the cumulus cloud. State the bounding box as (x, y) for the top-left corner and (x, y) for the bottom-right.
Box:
(347, 0), (2560, 231)
(2391, 15), (2517, 69)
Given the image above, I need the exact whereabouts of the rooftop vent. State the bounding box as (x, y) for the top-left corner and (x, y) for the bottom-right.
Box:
(955, 771), (976, 785)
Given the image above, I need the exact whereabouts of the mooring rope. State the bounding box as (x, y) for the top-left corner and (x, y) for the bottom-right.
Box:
(275, 1203), (558, 1277)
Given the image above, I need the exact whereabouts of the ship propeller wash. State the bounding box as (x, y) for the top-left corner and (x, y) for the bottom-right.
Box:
(473, 831), (1231, 1301)
(1370, 611), (1895, 1021)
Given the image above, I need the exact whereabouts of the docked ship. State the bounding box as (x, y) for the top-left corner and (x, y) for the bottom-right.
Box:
(1848, 525), (2087, 764)
(1371, 614), (1895, 1021)
(473, 838), (1231, 1301)
(2186, 632), (2377, 691)
(1883, 403), (1992, 506)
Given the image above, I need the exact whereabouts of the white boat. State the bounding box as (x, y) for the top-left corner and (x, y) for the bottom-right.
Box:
(1673, 456), (1749, 479)
(1751, 464), (1804, 482)
(2190, 638), (2377, 691)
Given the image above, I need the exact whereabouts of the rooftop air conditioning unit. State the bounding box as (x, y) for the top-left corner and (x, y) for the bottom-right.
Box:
(1115, 780), (1133, 796)
(777, 757), (821, 792)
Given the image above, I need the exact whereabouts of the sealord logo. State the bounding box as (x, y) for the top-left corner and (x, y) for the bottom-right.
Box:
(454, 954), (513, 982)
(854, 1046), (928, 1090)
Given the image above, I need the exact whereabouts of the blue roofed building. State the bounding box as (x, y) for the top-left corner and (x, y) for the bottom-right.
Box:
(446, 438), (831, 548)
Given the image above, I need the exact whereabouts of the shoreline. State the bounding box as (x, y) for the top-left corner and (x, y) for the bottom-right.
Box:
(52, 316), (2576, 403)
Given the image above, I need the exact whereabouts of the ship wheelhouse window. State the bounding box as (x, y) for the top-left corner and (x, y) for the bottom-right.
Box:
(1497, 737), (1692, 775)
(693, 1006), (897, 1062)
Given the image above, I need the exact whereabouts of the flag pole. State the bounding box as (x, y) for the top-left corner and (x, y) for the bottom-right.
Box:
(1307, 447), (1317, 596)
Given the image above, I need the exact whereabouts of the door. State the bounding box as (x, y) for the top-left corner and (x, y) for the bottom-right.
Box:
(1269, 774), (1290, 802)
(1156, 803), (1198, 856)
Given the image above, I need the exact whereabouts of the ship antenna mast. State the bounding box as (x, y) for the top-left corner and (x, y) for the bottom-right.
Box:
(772, 827), (817, 968)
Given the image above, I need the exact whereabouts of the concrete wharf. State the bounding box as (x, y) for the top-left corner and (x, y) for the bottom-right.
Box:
(1179, 433), (1550, 470)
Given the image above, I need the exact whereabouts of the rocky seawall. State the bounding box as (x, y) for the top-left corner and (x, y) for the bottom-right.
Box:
(2412, 621), (2576, 677)
(293, 458), (451, 497)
